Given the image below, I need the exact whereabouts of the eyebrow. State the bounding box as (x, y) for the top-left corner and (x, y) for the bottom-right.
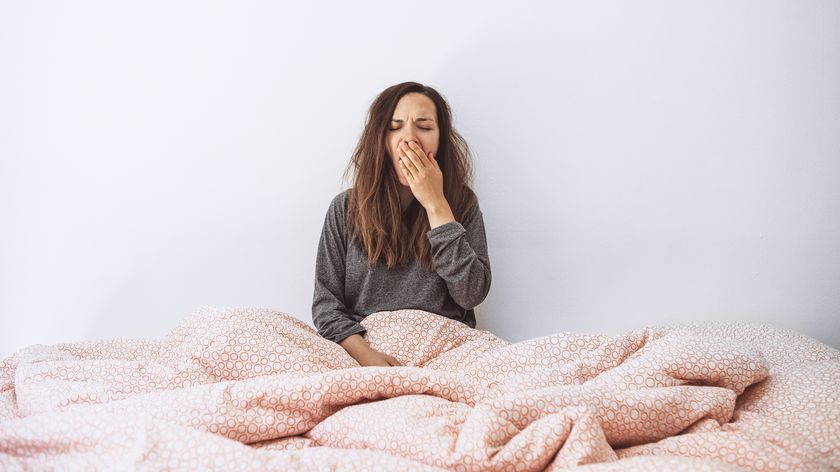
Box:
(391, 117), (435, 123)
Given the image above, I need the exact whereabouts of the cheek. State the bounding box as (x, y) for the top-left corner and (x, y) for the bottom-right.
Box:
(426, 137), (439, 153)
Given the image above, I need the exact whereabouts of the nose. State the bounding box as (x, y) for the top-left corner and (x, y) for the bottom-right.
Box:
(400, 135), (418, 147)
(399, 127), (419, 143)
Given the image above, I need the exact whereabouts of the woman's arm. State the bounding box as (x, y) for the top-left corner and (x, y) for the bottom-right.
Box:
(311, 193), (403, 367)
(339, 333), (371, 359)
(426, 201), (492, 310)
(341, 334), (403, 366)
(312, 194), (368, 344)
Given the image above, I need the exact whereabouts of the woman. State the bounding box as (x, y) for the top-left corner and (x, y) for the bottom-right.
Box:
(311, 81), (492, 367)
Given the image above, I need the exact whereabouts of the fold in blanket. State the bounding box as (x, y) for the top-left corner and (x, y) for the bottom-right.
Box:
(0, 308), (838, 471)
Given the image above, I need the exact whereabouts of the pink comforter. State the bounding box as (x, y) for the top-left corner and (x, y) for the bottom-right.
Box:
(0, 308), (838, 471)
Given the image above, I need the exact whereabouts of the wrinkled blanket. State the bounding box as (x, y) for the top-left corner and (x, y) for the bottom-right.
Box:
(0, 308), (838, 471)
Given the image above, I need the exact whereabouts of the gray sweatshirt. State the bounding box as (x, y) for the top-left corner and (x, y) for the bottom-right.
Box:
(311, 188), (492, 344)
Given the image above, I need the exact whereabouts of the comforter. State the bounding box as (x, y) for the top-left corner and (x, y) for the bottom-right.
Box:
(1, 307), (838, 471)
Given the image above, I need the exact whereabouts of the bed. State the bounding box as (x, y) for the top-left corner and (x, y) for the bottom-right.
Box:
(1, 307), (838, 470)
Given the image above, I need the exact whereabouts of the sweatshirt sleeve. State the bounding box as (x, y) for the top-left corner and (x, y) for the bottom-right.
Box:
(426, 200), (492, 310)
(312, 194), (367, 344)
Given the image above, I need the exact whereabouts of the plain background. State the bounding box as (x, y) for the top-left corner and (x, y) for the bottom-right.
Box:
(1, 0), (839, 359)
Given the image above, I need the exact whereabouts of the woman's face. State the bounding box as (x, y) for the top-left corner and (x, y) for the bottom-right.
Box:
(386, 92), (440, 187)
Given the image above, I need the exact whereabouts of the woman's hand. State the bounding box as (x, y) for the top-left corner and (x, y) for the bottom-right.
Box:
(355, 349), (404, 367)
(339, 333), (403, 367)
(398, 140), (445, 211)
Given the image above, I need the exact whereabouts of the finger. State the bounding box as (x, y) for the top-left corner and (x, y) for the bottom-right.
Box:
(428, 151), (438, 168)
(399, 159), (414, 181)
(399, 155), (417, 181)
(399, 148), (419, 175)
(417, 145), (437, 170)
(406, 141), (429, 169)
(401, 142), (424, 171)
(404, 148), (425, 177)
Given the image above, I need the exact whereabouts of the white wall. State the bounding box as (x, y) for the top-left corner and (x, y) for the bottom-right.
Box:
(1, 0), (838, 358)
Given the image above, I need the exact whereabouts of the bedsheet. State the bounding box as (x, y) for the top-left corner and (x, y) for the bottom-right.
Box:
(0, 307), (838, 471)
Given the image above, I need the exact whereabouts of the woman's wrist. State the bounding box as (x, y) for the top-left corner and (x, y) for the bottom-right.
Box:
(426, 199), (455, 229)
(339, 333), (374, 359)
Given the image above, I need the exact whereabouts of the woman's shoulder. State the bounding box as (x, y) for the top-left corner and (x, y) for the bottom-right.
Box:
(324, 189), (355, 237)
(328, 188), (352, 213)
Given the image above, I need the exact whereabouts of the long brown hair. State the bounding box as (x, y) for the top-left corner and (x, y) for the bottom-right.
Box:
(340, 82), (478, 272)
